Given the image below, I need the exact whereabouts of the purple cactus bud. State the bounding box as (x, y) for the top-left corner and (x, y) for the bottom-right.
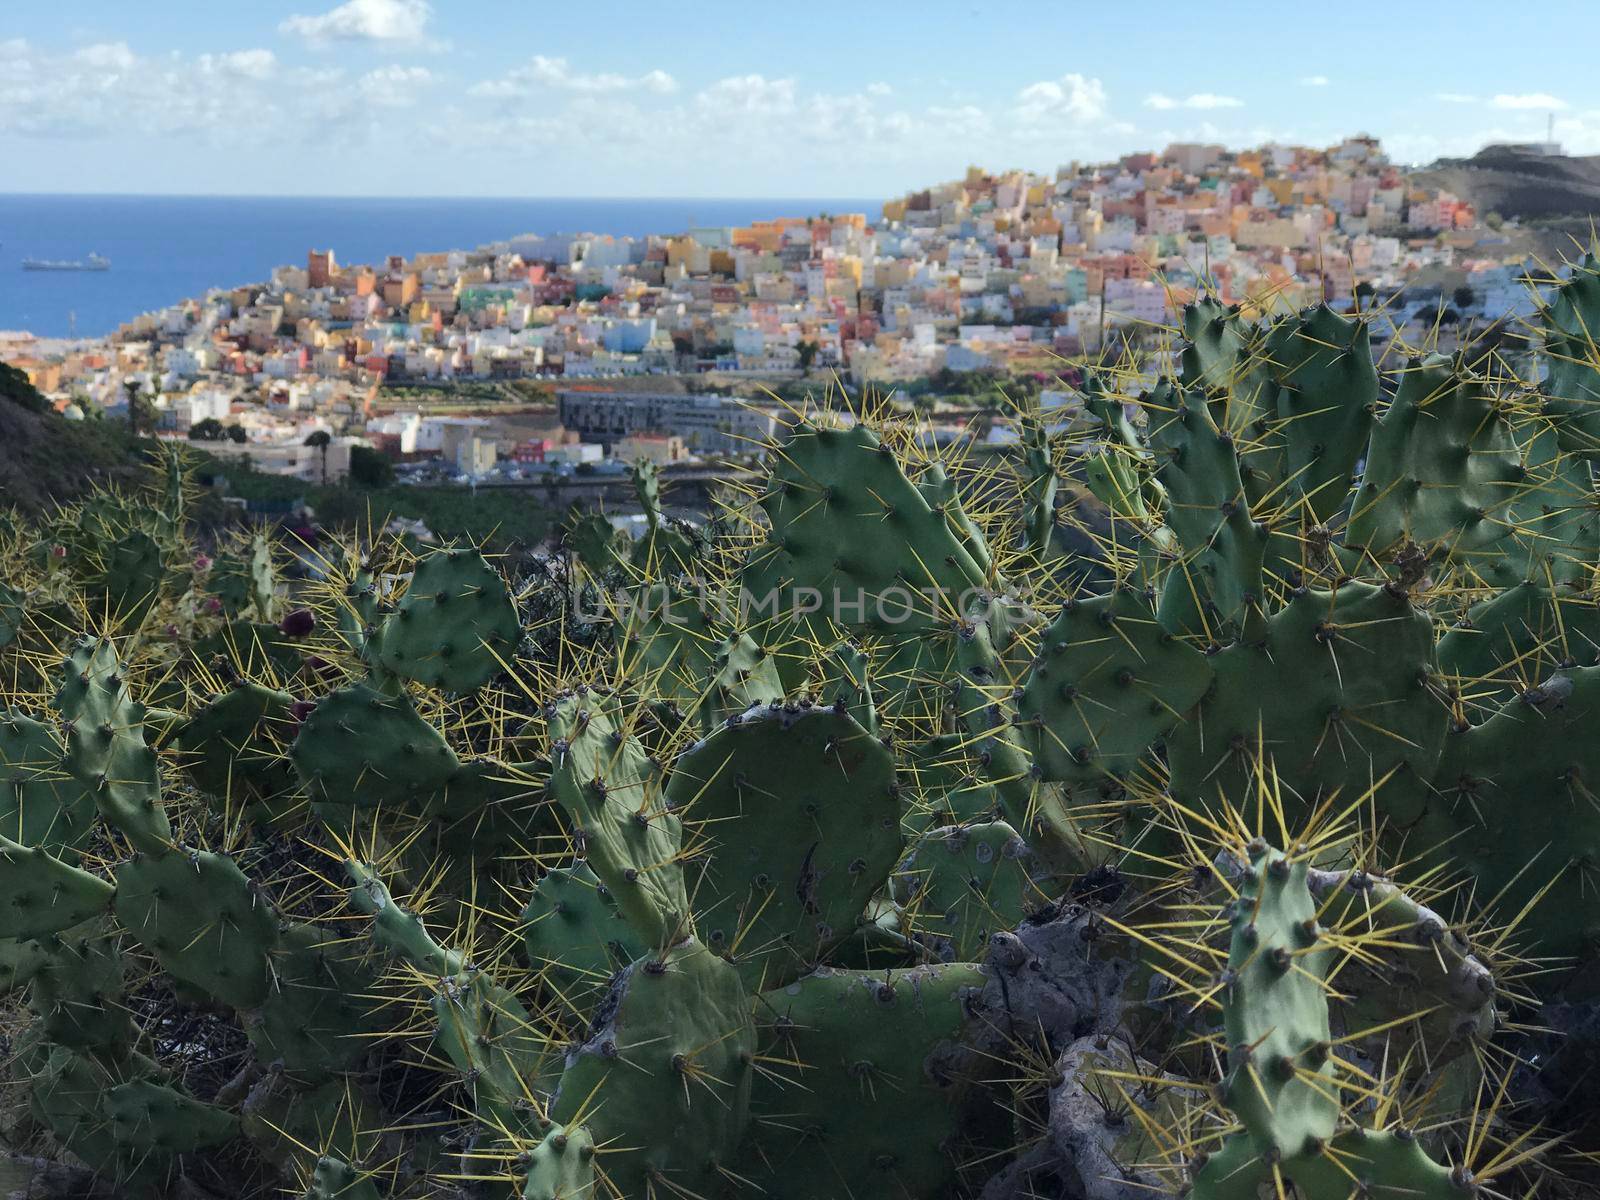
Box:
(193, 554), (213, 571)
(304, 654), (338, 679)
(279, 608), (316, 637)
(204, 596), (223, 613)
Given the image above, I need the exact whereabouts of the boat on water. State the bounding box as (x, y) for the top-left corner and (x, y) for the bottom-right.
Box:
(22, 253), (110, 272)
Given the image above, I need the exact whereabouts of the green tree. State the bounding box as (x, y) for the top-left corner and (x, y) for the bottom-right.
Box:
(123, 378), (151, 437)
(797, 339), (820, 375)
(305, 429), (332, 485)
(1452, 284), (1477, 311)
(189, 418), (227, 441)
(349, 444), (396, 488)
(227, 423), (248, 444)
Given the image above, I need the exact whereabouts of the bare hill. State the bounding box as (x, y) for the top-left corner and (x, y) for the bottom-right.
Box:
(1416, 144), (1600, 222)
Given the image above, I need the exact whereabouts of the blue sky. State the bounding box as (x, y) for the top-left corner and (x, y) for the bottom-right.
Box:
(2, 0), (1592, 197)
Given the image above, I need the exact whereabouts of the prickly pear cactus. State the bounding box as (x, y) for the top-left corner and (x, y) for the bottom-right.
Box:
(368, 545), (520, 692)
(667, 701), (900, 987)
(545, 687), (688, 946)
(550, 938), (754, 1197)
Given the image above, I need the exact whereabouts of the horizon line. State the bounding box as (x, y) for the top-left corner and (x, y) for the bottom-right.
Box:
(0, 191), (886, 204)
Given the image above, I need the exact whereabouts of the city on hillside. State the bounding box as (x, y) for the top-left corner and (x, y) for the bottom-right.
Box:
(0, 135), (1561, 504)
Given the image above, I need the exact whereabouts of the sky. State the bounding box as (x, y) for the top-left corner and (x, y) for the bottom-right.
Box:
(2, 0), (1596, 198)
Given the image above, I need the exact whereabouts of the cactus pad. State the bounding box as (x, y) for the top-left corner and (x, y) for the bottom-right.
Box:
(369, 546), (520, 693)
(551, 939), (753, 1198)
(114, 847), (280, 1009)
(667, 702), (900, 988)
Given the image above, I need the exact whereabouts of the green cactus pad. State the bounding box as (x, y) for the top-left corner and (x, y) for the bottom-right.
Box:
(28, 1040), (160, 1179)
(1347, 353), (1524, 558)
(211, 533), (277, 622)
(54, 638), (171, 854)
(1305, 864), (1495, 1057)
(103, 1078), (238, 1154)
(1484, 419), (1600, 588)
(30, 922), (130, 1051)
(1017, 587), (1214, 784)
(891, 821), (1042, 961)
(241, 1074), (380, 1177)
(1262, 304), (1377, 527)
(1167, 581), (1447, 829)
(1436, 580), (1600, 710)
(0, 935), (57, 994)
(0, 582), (25, 649)
(291, 682), (459, 810)
(0, 834), (113, 940)
(521, 1124), (596, 1200)
(743, 421), (988, 635)
(114, 847), (280, 1009)
(369, 546), (520, 693)
(1145, 380), (1267, 634)
(1426, 665), (1600, 965)
(304, 1155), (386, 1200)
(545, 688), (688, 947)
(431, 969), (559, 1110)
(563, 511), (624, 574)
(345, 860), (464, 976)
(88, 529), (166, 627)
(175, 680), (300, 823)
(193, 619), (303, 681)
(811, 638), (879, 736)
(1220, 843), (1336, 1159)
(551, 938), (753, 1198)
(0, 710), (95, 854)
(666, 703), (900, 989)
(749, 961), (987, 1199)
(248, 922), (385, 1079)
(1540, 251), (1600, 458)
(1192, 1126), (1461, 1200)
(521, 862), (644, 1023)
(898, 733), (999, 834)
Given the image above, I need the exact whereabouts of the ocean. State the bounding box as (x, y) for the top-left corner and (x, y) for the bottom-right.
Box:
(0, 194), (879, 339)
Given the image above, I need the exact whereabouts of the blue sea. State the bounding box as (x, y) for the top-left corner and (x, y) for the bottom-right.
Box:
(0, 194), (879, 338)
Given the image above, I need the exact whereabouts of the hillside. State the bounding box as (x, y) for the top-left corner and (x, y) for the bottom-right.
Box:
(1415, 144), (1600, 222)
(0, 398), (146, 514)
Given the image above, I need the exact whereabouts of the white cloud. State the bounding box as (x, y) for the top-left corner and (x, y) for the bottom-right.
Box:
(74, 42), (136, 71)
(1145, 92), (1243, 111)
(697, 74), (797, 115)
(471, 55), (678, 98)
(1491, 92), (1567, 110)
(1298, 75), (1329, 87)
(198, 49), (277, 80)
(638, 70), (677, 95)
(1015, 74), (1108, 124)
(1435, 92), (1478, 104)
(866, 81), (892, 96)
(280, 0), (431, 44)
(359, 64), (432, 104)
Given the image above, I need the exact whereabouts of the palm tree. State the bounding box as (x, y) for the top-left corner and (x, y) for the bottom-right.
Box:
(123, 378), (150, 437)
(304, 430), (332, 485)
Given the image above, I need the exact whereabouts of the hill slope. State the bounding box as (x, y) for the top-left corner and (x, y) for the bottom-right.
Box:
(0, 400), (144, 513)
(1415, 144), (1600, 221)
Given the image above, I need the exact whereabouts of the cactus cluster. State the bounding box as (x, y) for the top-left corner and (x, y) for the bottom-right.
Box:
(6, 262), (1600, 1199)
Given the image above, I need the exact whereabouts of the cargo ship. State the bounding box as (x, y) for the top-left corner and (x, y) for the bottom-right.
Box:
(22, 253), (110, 272)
